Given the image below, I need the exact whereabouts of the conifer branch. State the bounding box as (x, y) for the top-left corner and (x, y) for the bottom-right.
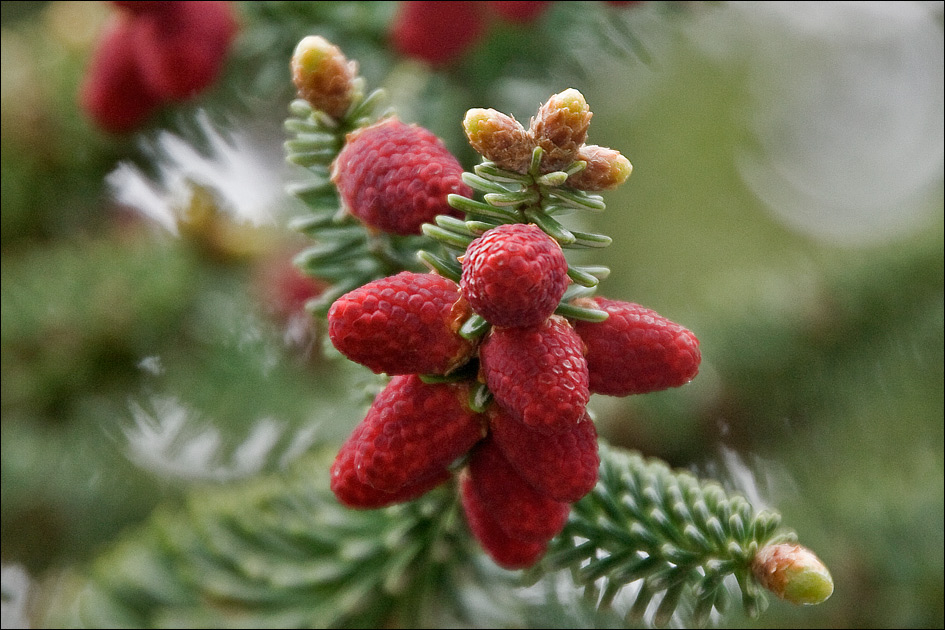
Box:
(39, 451), (512, 629)
(275, 36), (834, 630)
(531, 442), (833, 627)
(424, 153), (613, 323)
(283, 48), (427, 316)
(35, 442), (831, 629)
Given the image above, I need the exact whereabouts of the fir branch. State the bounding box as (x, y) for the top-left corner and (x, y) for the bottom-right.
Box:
(275, 42), (834, 630)
(38, 451), (520, 630)
(531, 442), (832, 628)
(421, 150), (616, 322)
(282, 44), (478, 317)
(122, 396), (321, 483)
(283, 94), (430, 316)
(33, 440), (830, 630)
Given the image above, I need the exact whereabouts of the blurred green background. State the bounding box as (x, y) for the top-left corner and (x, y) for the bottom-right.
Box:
(2, 2), (942, 628)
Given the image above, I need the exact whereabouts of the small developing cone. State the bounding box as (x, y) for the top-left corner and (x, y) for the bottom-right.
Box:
(567, 144), (632, 191)
(463, 108), (535, 173)
(291, 35), (359, 119)
(529, 88), (592, 173)
(751, 543), (834, 605)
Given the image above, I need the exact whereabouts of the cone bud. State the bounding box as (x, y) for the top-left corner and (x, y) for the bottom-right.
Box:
(463, 108), (535, 173)
(751, 543), (834, 605)
(291, 35), (359, 119)
(530, 88), (592, 172)
(567, 145), (632, 191)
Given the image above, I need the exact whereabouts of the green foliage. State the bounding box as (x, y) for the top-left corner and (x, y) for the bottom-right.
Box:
(538, 443), (789, 627)
(35, 443), (812, 629)
(233, 0), (398, 97)
(1, 235), (199, 416)
(422, 149), (614, 325)
(38, 451), (515, 629)
(283, 95), (430, 315)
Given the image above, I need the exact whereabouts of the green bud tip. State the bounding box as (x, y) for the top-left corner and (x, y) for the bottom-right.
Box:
(293, 36), (333, 74)
(553, 88), (589, 114)
(751, 543), (834, 606)
(463, 108), (491, 136)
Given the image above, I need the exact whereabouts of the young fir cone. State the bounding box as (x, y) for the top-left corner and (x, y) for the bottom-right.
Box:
(463, 108), (534, 174)
(330, 420), (452, 509)
(327, 271), (478, 376)
(460, 223), (569, 328)
(291, 35), (359, 119)
(572, 297), (701, 396)
(331, 117), (471, 235)
(459, 470), (548, 570)
(529, 88), (592, 173)
(80, 13), (163, 134)
(390, 1), (489, 67)
(479, 315), (590, 434)
(465, 436), (571, 543)
(251, 246), (326, 332)
(488, 406), (599, 503)
(488, 1), (553, 23)
(131, 0), (237, 101)
(567, 144), (633, 191)
(110, 1), (171, 14)
(349, 375), (486, 493)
